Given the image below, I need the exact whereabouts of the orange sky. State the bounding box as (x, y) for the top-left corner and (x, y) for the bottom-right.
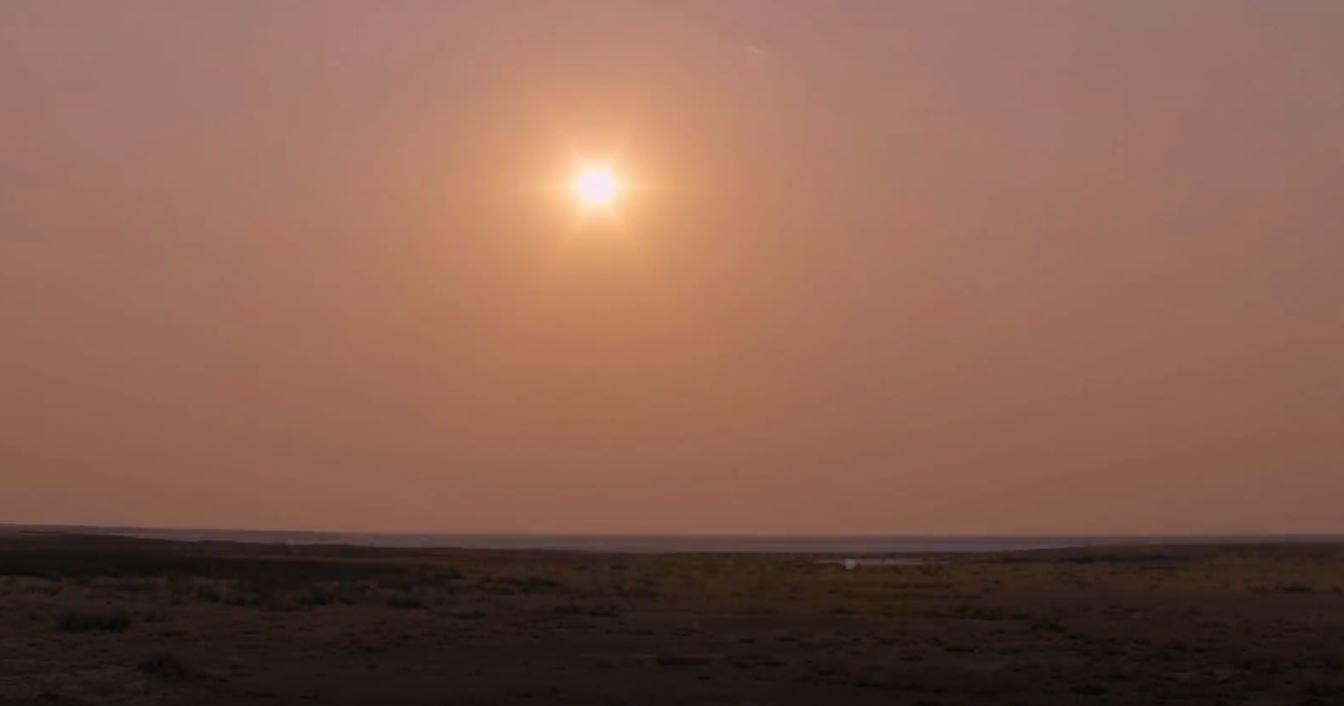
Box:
(3, 1), (1342, 534)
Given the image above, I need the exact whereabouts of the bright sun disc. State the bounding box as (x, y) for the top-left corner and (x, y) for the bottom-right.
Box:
(572, 166), (621, 208)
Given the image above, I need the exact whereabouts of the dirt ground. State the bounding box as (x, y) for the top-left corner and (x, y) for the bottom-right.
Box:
(1, 532), (1342, 705)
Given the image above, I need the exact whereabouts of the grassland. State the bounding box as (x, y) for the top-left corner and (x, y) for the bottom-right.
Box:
(1, 531), (1342, 705)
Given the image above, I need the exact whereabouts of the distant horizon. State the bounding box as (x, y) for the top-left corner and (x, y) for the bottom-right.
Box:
(8, 521), (1344, 541)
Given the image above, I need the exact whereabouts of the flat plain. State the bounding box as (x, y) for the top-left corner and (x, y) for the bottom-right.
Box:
(1, 532), (1342, 705)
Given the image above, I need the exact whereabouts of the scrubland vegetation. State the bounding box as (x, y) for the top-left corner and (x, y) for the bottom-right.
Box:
(1, 532), (1342, 705)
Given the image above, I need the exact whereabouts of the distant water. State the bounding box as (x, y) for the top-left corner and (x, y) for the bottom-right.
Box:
(10, 525), (1343, 555)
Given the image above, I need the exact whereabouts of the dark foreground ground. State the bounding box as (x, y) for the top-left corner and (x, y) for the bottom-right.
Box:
(1, 533), (1342, 706)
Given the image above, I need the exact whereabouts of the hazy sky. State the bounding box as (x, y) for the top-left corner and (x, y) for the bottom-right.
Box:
(3, 1), (1342, 534)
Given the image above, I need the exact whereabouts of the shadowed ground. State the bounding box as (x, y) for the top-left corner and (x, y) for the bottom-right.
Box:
(1, 532), (1342, 705)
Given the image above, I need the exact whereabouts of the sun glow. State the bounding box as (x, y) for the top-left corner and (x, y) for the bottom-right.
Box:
(572, 165), (623, 209)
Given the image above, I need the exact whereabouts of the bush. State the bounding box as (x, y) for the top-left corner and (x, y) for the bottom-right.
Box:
(1027, 615), (1065, 633)
(494, 577), (565, 594)
(947, 602), (1022, 621)
(138, 652), (196, 680)
(59, 608), (131, 633)
(386, 596), (424, 609)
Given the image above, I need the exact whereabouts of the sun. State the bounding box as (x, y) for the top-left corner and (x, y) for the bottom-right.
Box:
(572, 165), (622, 208)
